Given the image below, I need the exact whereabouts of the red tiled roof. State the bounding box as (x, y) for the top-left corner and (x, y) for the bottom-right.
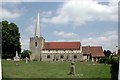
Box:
(82, 46), (91, 55)
(43, 42), (81, 50)
(82, 46), (105, 57)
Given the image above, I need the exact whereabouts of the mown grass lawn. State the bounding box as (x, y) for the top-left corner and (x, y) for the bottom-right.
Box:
(2, 59), (111, 78)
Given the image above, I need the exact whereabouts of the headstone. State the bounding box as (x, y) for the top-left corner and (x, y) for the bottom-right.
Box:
(115, 46), (118, 55)
(68, 61), (75, 75)
(6, 59), (11, 61)
(14, 51), (20, 61)
(26, 57), (28, 63)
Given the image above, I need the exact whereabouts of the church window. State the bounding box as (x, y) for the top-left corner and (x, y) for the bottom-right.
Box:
(47, 55), (50, 58)
(67, 55), (69, 59)
(60, 55), (64, 58)
(74, 55), (77, 59)
(35, 42), (37, 47)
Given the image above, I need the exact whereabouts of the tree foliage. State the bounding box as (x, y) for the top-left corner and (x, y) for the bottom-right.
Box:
(21, 50), (31, 59)
(104, 50), (112, 57)
(99, 56), (112, 64)
(0, 21), (21, 59)
(110, 55), (119, 80)
(0, 22), (2, 56)
(99, 50), (112, 64)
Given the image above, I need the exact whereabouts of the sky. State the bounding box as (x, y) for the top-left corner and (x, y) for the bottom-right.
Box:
(0, 0), (119, 52)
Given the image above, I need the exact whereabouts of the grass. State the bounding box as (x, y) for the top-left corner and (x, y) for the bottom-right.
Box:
(2, 59), (111, 78)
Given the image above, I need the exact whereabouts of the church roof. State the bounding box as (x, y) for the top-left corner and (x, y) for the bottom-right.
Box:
(43, 42), (81, 50)
(82, 46), (105, 57)
(82, 46), (91, 55)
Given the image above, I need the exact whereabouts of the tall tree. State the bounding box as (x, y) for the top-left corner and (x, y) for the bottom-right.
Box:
(0, 21), (21, 59)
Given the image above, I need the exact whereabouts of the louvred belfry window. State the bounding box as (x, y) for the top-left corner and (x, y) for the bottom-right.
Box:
(74, 55), (77, 59)
(35, 42), (37, 47)
(61, 55), (64, 58)
(47, 55), (50, 58)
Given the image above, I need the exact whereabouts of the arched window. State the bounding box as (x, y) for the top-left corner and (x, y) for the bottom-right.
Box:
(47, 55), (50, 58)
(35, 42), (37, 47)
(67, 55), (69, 59)
(74, 55), (77, 59)
(60, 55), (64, 58)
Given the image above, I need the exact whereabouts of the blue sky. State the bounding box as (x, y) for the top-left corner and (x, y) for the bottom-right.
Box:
(1, 0), (119, 52)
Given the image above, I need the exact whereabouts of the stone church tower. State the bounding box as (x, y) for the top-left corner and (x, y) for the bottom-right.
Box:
(30, 13), (45, 61)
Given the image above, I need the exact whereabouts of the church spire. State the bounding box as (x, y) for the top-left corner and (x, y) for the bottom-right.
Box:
(35, 13), (41, 38)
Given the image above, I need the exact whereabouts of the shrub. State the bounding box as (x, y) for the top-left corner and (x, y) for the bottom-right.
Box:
(110, 55), (119, 80)
(99, 57), (111, 64)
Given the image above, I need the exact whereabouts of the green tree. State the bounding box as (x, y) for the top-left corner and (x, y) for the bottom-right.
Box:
(111, 55), (119, 80)
(21, 50), (31, 59)
(0, 21), (21, 59)
(0, 22), (2, 56)
(104, 50), (112, 57)
(99, 50), (112, 64)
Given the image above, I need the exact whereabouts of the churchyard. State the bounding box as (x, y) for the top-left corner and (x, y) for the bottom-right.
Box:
(2, 59), (111, 78)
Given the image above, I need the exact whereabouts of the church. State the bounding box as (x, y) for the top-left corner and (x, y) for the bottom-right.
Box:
(30, 13), (105, 62)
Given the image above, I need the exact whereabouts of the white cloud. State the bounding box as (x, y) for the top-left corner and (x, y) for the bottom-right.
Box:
(41, 11), (52, 18)
(26, 24), (35, 35)
(54, 39), (80, 42)
(109, 0), (119, 6)
(0, 0), (116, 3)
(53, 31), (79, 38)
(20, 36), (30, 51)
(22, 18), (37, 51)
(25, 23), (35, 36)
(81, 31), (118, 51)
(52, 31), (117, 51)
(25, 18), (36, 36)
(42, 0), (118, 25)
(0, 0), (70, 2)
(1, 0), (24, 2)
(0, 7), (22, 19)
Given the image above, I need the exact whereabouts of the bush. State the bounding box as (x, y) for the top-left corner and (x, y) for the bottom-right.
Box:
(99, 57), (112, 64)
(21, 50), (31, 59)
(99, 57), (106, 63)
(111, 55), (119, 80)
(99, 55), (119, 80)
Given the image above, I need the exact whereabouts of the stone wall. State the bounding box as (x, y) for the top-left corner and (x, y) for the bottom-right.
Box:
(30, 37), (44, 61)
(41, 52), (83, 61)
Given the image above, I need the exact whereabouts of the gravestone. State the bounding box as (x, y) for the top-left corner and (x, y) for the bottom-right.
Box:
(6, 59), (11, 61)
(14, 51), (20, 61)
(26, 57), (28, 63)
(68, 61), (75, 75)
